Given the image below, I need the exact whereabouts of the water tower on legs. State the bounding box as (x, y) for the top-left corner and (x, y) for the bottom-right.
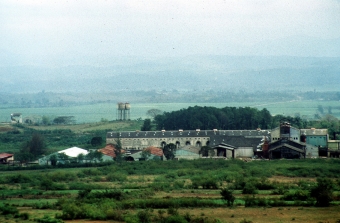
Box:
(124, 103), (131, 120)
(117, 102), (131, 120)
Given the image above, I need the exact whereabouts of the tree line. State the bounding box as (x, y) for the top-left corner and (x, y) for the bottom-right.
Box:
(148, 106), (339, 139)
(153, 106), (284, 130)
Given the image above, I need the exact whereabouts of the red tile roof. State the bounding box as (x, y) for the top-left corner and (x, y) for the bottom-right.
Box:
(0, 153), (14, 159)
(98, 144), (125, 158)
(144, 147), (163, 156)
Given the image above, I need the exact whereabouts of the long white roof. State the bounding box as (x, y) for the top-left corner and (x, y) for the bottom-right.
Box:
(58, 147), (88, 157)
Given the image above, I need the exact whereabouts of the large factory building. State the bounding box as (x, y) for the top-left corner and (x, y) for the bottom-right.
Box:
(106, 122), (328, 160)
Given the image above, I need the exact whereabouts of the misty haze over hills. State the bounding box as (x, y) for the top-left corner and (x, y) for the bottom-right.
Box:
(1, 1), (340, 103)
(1, 55), (339, 94)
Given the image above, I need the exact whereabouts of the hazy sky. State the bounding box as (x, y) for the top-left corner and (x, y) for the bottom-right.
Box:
(1, 0), (340, 66)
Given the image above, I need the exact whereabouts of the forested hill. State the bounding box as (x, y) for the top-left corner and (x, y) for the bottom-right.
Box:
(1, 56), (339, 93)
(152, 106), (339, 138)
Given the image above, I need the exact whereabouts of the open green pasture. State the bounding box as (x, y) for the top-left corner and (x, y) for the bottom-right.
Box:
(1, 159), (340, 222)
(1, 100), (339, 124)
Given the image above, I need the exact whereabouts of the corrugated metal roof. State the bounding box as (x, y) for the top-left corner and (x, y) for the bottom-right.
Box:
(301, 129), (328, 135)
(269, 143), (305, 153)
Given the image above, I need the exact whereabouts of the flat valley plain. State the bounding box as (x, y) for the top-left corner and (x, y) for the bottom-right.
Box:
(1, 100), (340, 124)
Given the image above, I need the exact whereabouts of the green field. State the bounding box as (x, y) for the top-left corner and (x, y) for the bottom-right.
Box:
(1, 100), (339, 124)
(1, 159), (340, 223)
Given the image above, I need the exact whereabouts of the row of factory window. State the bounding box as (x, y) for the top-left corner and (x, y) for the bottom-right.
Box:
(272, 137), (299, 141)
(271, 136), (326, 141)
(124, 138), (208, 141)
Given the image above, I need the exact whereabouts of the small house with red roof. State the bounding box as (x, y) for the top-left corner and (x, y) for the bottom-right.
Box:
(0, 153), (14, 164)
(98, 144), (125, 161)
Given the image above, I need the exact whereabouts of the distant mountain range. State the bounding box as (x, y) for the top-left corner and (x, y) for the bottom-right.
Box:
(1, 55), (339, 94)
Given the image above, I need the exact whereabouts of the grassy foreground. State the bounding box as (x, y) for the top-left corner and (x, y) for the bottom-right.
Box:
(0, 159), (340, 223)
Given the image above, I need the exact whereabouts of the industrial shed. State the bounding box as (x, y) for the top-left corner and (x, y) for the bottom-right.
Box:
(175, 148), (200, 160)
(125, 146), (164, 161)
(38, 147), (88, 165)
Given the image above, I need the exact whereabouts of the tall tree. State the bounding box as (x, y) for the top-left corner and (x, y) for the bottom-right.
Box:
(53, 116), (75, 125)
(163, 143), (176, 160)
(146, 109), (162, 119)
(15, 152), (34, 165)
(141, 119), (152, 131)
(21, 133), (47, 158)
(114, 136), (123, 164)
(49, 154), (58, 166)
(91, 137), (103, 147)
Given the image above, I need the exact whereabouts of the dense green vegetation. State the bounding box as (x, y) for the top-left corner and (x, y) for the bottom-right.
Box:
(0, 125), (105, 156)
(0, 120), (144, 155)
(0, 159), (340, 222)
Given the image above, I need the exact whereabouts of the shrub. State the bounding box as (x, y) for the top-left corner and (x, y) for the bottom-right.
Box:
(220, 188), (235, 206)
(149, 182), (169, 191)
(49, 171), (78, 182)
(60, 202), (86, 220)
(137, 209), (153, 223)
(89, 190), (126, 201)
(77, 189), (91, 199)
(19, 212), (30, 220)
(36, 215), (63, 223)
(191, 176), (218, 189)
(81, 168), (102, 176)
(105, 209), (125, 221)
(165, 172), (178, 179)
(124, 214), (139, 223)
(167, 207), (179, 216)
(106, 172), (127, 182)
(6, 174), (32, 184)
(177, 169), (190, 177)
(172, 180), (185, 189)
(255, 177), (276, 190)
(282, 190), (309, 201)
(242, 182), (258, 195)
(244, 196), (257, 207)
(233, 176), (246, 190)
(0, 204), (19, 215)
(310, 178), (335, 207)
(164, 215), (188, 223)
(272, 186), (286, 195)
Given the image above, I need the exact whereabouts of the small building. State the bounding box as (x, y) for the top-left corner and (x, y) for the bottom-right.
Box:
(268, 122), (306, 159)
(0, 153), (14, 164)
(98, 144), (122, 161)
(328, 140), (340, 158)
(38, 147), (88, 165)
(175, 147), (200, 160)
(301, 128), (328, 156)
(125, 146), (164, 161)
(10, 113), (22, 123)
